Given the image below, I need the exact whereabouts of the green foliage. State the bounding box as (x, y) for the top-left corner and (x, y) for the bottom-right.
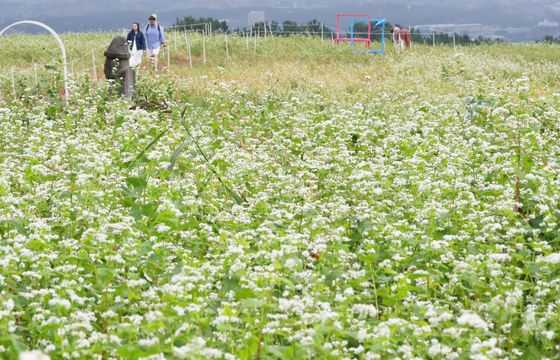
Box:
(1, 34), (560, 360)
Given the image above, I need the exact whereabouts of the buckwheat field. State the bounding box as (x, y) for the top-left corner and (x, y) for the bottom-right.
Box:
(1, 35), (560, 359)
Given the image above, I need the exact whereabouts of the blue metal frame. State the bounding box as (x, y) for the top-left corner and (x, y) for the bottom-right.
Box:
(350, 18), (386, 55)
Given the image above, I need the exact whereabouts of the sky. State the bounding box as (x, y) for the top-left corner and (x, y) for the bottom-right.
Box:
(1, 0), (560, 41)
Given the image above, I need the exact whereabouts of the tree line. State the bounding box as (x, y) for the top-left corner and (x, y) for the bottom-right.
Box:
(173, 16), (545, 45)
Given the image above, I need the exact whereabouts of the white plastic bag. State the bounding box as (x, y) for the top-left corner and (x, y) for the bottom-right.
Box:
(129, 37), (142, 68)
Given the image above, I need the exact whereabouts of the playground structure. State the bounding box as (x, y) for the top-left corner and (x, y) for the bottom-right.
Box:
(335, 14), (386, 55)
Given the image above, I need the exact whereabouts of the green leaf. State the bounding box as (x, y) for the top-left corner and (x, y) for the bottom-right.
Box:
(126, 177), (147, 194)
(127, 127), (170, 167)
(168, 139), (190, 171)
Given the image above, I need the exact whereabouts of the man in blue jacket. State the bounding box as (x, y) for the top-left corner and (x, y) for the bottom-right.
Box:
(145, 14), (166, 69)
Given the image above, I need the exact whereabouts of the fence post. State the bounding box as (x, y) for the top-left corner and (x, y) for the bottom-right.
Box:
(321, 23), (324, 41)
(246, 31), (249, 52)
(203, 33), (207, 65)
(226, 33), (230, 60)
(432, 28), (435, 47)
(11, 68), (16, 100)
(453, 33), (456, 50)
(186, 37), (193, 68)
(92, 49), (97, 80)
(174, 31), (177, 51)
(167, 47), (171, 71)
(34, 64), (38, 86)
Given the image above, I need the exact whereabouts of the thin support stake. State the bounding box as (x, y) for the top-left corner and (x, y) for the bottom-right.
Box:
(34, 64), (38, 86)
(453, 33), (456, 50)
(186, 37), (193, 68)
(92, 49), (97, 80)
(11, 68), (16, 100)
(225, 33), (229, 61)
(203, 33), (207, 65)
(174, 31), (177, 51)
(167, 48), (171, 71)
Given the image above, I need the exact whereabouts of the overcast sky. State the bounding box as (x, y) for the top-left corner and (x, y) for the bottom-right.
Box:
(1, 0), (560, 40)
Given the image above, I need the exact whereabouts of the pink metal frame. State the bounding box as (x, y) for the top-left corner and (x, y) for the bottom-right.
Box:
(335, 14), (371, 49)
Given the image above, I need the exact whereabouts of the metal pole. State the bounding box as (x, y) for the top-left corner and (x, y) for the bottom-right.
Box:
(381, 23), (386, 54)
(321, 23), (324, 41)
(432, 28), (435, 47)
(246, 31), (249, 51)
(174, 31), (177, 51)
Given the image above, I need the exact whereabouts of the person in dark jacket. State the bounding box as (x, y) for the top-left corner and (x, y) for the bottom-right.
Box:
(127, 23), (146, 68)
